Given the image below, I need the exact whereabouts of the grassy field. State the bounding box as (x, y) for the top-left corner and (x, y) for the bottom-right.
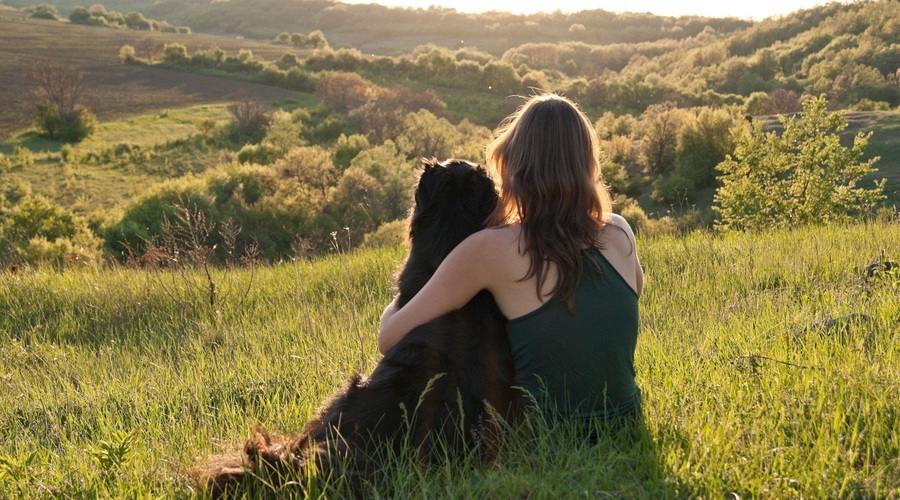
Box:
(1, 222), (897, 497)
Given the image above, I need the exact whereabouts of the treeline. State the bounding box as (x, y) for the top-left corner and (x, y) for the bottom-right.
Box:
(274, 30), (329, 50)
(128, 0), (899, 117)
(69, 4), (191, 33)
(9, 0), (751, 55)
(29, 3), (191, 33)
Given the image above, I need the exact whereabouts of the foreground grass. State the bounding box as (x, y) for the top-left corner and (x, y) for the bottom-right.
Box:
(1, 222), (898, 497)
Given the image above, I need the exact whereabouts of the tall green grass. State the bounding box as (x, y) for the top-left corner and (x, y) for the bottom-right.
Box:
(1, 222), (898, 497)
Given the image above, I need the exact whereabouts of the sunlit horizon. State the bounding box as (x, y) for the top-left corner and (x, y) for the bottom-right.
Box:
(339, 0), (849, 20)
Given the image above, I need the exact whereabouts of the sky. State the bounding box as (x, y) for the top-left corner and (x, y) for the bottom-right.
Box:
(340, 0), (847, 20)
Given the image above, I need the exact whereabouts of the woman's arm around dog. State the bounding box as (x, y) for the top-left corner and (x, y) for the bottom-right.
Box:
(379, 226), (516, 353)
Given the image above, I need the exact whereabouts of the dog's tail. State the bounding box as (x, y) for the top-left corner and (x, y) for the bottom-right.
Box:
(193, 428), (306, 498)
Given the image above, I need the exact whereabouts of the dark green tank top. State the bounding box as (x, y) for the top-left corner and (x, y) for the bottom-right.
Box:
(507, 246), (641, 421)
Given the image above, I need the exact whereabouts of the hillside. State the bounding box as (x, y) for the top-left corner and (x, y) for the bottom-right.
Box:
(1, 0), (752, 55)
(0, 9), (311, 141)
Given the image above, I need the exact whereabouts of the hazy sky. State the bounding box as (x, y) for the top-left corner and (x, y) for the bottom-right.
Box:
(341, 0), (847, 20)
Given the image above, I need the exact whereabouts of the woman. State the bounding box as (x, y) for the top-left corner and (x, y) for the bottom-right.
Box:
(379, 93), (644, 430)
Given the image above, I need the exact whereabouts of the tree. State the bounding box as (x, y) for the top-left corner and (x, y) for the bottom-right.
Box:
(30, 4), (60, 20)
(228, 94), (270, 141)
(262, 110), (306, 156)
(314, 71), (373, 113)
(639, 102), (687, 176)
(396, 109), (463, 161)
(272, 146), (337, 208)
(28, 61), (97, 142)
(714, 95), (886, 231)
(674, 106), (743, 187)
(348, 140), (417, 220)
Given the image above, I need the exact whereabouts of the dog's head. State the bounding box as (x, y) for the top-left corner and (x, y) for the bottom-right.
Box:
(408, 158), (498, 273)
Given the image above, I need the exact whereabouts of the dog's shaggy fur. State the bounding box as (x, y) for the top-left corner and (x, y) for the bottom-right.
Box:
(197, 159), (523, 496)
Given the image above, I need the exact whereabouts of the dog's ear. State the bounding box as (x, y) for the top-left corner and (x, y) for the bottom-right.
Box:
(420, 157), (440, 170)
(415, 158), (444, 207)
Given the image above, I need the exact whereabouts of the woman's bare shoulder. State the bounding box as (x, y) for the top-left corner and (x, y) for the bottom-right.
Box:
(603, 213), (636, 237)
(468, 224), (521, 248)
(600, 213), (636, 248)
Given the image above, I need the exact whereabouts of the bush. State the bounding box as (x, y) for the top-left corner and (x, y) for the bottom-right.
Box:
(20, 236), (101, 268)
(30, 4), (60, 20)
(236, 143), (277, 165)
(714, 95), (886, 230)
(651, 174), (696, 206)
(616, 197), (650, 235)
(333, 133), (370, 169)
(0, 195), (102, 267)
(119, 44), (137, 63)
(361, 220), (408, 249)
(33, 103), (97, 143)
(13, 145), (34, 167)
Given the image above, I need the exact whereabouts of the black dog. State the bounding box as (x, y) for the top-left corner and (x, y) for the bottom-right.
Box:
(199, 159), (523, 495)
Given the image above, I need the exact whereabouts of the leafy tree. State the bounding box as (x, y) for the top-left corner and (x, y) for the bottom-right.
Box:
(333, 133), (370, 169)
(674, 106), (743, 188)
(348, 140), (416, 220)
(69, 6), (90, 23)
(162, 43), (190, 65)
(262, 110), (306, 157)
(314, 71), (373, 113)
(714, 95), (885, 231)
(639, 102), (687, 176)
(272, 146), (337, 209)
(329, 167), (388, 244)
(28, 61), (97, 142)
(396, 109), (463, 161)
(30, 5), (60, 20)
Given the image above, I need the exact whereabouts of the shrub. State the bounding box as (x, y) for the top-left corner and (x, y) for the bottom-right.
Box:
(651, 173), (696, 206)
(616, 197), (650, 235)
(30, 4), (60, 20)
(13, 145), (34, 167)
(20, 236), (101, 268)
(361, 220), (408, 249)
(33, 104), (97, 142)
(714, 95), (886, 230)
(396, 109), (463, 161)
(639, 103), (687, 175)
(119, 44), (137, 63)
(262, 111), (306, 157)
(236, 143), (277, 165)
(162, 43), (190, 65)
(0, 195), (102, 267)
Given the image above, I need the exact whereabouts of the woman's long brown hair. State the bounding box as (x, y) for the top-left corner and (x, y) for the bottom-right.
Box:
(486, 94), (612, 311)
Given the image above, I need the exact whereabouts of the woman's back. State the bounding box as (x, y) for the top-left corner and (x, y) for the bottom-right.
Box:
(470, 214), (641, 322)
(507, 244), (640, 420)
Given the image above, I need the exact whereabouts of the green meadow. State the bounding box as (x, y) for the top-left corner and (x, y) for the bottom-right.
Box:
(1, 222), (897, 497)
